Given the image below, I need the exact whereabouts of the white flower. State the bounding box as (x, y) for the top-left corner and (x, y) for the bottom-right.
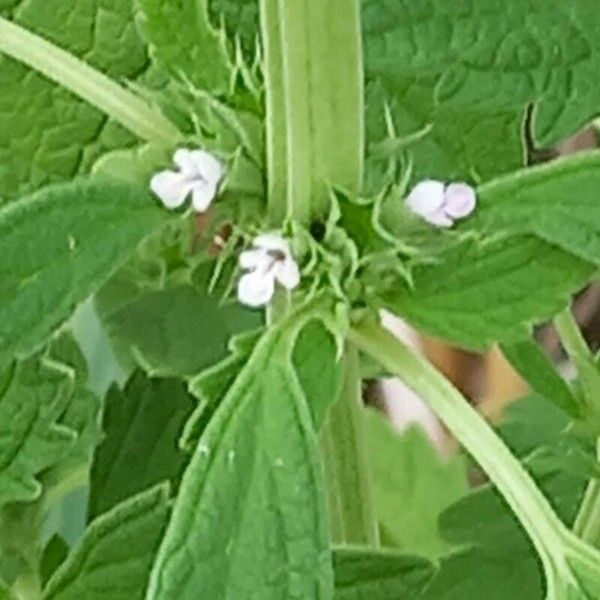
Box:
(406, 179), (477, 227)
(237, 233), (301, 308)
(150, 149), (224, 212)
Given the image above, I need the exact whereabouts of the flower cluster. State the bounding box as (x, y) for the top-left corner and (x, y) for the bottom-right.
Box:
(150, 150), (477, 307)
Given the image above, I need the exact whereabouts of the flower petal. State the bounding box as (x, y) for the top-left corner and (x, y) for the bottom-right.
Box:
(150, 171), (192, 209)
(237, 271), (275, 307)
(444, 182), (477, 219)
(253, 232), (290, 254)
(406, 180), (445, 217)
(274, 258), (300, 290)
(189, 150), (224, 184)
(173, 149), (195, 174)
(191, 182), (218, 213)
(425, 208), (454, 228)
(239, 248), (267, 270)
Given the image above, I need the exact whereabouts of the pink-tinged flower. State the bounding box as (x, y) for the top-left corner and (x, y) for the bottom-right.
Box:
(151, 149), (224, 212)
(406, 180), (477, 227)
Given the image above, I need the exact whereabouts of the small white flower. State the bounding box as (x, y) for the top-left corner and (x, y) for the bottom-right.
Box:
(237, 233), (300, 308)
(150, 149), (224, 212)
(406, 179), (477, 227)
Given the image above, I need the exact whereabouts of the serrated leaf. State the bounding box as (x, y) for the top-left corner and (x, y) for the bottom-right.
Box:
(0, 0), (148, 200)
(146, 315), (333, 599)
(0, 358), (75, 507)
(0, 179), (168, 361)
(88, 372), (194, 520)
(362, 0), (600, 184)
(381, 235), (594, 350)
(501, 339), (581, 418)
(465, 152), (600, 266)
(333, 547), (435, 600)
(365, 411), (468, 558)
(135, 0), (231, 95)
(96, 282), (260, 378)
(43, 485), (170, 600)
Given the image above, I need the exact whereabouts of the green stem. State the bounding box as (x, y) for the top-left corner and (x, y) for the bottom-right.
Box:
(574, 442), (600, 547)
(554, 308), (592, 364)
(0, 17), (181, 145)
(259, 0), (364, 225)
(554, 307), (600, 548)
(320, 346), (379, 546)
(349, 317), (568, 561)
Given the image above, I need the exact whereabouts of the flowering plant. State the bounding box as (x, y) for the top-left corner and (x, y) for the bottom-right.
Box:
(1, 1), (600, 599)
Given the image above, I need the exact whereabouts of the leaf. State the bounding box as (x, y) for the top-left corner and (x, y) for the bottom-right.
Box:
(465, 152), (600, 266)
(47, 334), (103, 468)
(208, 0), (259, 64)
(0, 179), (168, 361)
(0, 357), (75, 506)
(501, 338), (581, 418)
(381, 235), (595, 350)
(333, 547), (435, 600)
(0, 0), (148, 200)
(96, 282), (261, 378)
(135, 0), (231, 95)
(365, 411), (468, 558)
(362, 0), (600, 184)
(40, 535), (69, 588)
(43, 485), (170, 600)
(293, 320), (342, 429)
(146, 313), (333, 599)
(420, 395), (591, 600)
(88, 372), (194, 520)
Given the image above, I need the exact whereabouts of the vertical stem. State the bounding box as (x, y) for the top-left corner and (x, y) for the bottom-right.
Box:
(259, 0), (364, 225)
(349, 318), (568, 561)
(574, 442), (600, 547)
(320, 346), (379, 546)
(555, 307), (600, 548)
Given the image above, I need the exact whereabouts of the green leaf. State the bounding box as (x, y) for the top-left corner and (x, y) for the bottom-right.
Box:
(333, 547), (435, 600)
(365, 410), (468, 558)
(135, 0), (231, 95)
(40, 536), (69, 588)
(420, 394), (593, 600)
(88, 372), (194, 520)
(0, 0), (149, 200)
(146, 311), (333, 599)
(43, 485), (170, 600)
(501, 339), (581, 418)
(466, 152), (600, 266)
(381, 235), (595, 350)
(0, 179), (168, 361)
(47, 334), (103, 469)
(96, 282), (261, 378)
(293, 320), (342, 430)
(0, 358), (75, 507)
(362, 0), (600, 184)
(208, 0), (259, 64)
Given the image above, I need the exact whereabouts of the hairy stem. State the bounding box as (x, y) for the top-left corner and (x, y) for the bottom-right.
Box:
(0, 17), (181, 145)
(349, 317), (569, 562)
(320, 346), (379, 546)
